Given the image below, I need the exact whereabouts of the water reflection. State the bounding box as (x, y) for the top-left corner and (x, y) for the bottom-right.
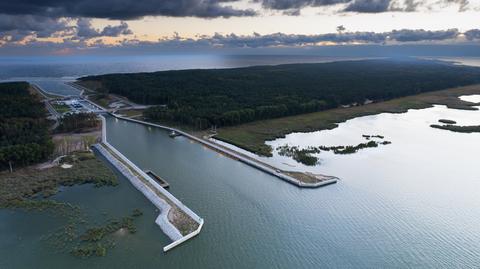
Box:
(459, 94), (480, 103)
(104, 100), (480, 268)
(3, 95), (480, 268)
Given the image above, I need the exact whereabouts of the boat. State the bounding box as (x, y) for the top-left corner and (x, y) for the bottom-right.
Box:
(169, 130), (180, 138)
(145, 170), (169, 188)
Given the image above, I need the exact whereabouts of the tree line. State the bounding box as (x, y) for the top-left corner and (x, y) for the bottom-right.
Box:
(57, 113), (100, 133)
(0, 82), (54, 171)
(80, 59), (480, 129)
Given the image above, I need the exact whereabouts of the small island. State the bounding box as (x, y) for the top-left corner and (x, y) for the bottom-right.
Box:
(431, 124), (480, 133)
(277, 135), (392, 166)
(438, 119), (457, 124)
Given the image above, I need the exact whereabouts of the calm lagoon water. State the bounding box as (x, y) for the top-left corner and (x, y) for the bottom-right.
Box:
(32, 79), (81, 96)
(211, 101), (480, 268)
(7, 103), (480, 268)
(0, 154), (170, 269)
(77, 103), (480, 268)
(460, 95), (480, 103)
(432, 57), (480, 67)
(2, 55), (480, 268)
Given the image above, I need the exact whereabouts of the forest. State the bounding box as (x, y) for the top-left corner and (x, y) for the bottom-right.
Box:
(0, 82), (53, 171)
(57, 113), (100, 133)
(80, 59), (480, 129)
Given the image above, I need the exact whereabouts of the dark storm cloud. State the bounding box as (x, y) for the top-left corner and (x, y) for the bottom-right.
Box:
(255, 0), (472, 13)
(389, 29), (459, 42)
(400, 0), (421, 12)
(0, 0), (257, 20)
(256, 0), (394, 13)
(76, 19), (132, 39)
(101, 22), (133, 37)
(76, 19), (100, 38)
(96, 28), (478, 49)
(0, 0), (472, 21)
(204, 29), (461, 47)
(0, 27), (477, 56)
(464, 29), (480, 40)
(344, 0), (391, 12)
(256, 0), (348, 10)
(0, 15), (65, 34)
(0, 15), (71, 41)
(443, 0), (469, 11)
(1, 27), (465, 47)
(86, 28), (455, 49)
(0, 16), (133, 42)
(207, 31), (388, 47)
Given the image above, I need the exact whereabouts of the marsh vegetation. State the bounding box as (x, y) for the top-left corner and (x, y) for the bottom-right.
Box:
(0, 150), (138, 258)
(217, 84), (480, 156)
(69, 209), (143, 258)
(438, 119), (457, 124)
(0, 151), (117, 209)
(430, 124), (480, 133)
(277, 135), (391, 166)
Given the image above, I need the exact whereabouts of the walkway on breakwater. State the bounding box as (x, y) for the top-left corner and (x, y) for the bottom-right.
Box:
(95, 116), (203, 252)
(108, 113), (338, 188)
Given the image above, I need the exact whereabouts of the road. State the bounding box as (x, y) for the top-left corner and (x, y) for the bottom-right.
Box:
(31, 84), (60, 129)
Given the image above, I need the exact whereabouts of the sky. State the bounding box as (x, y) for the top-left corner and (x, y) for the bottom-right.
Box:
(0, 0), (479, 56)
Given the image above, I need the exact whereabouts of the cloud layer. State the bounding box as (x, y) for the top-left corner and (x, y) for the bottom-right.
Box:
(256, 0), (473, 13)
(0, 17), (133, 43)
(76, 19), (132, 39)
(202, 29), (465, 47)
(344, 0), (392, 13)
(0, 0), (473, 21)
(0, 0), (477, 54)
(0, 15), (71, 42)
(0, 0), (256, 20)
(2, 28), (479, 55)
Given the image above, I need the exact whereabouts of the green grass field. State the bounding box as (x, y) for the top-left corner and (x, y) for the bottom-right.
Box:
(215, 84), (480, 156)
(88, 94), (112, 108)
(52, 103), (70, 113)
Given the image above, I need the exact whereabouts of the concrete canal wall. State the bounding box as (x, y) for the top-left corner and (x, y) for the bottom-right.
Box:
(93, 144), (183, 241)
(107, 113), (337, 188)
(97, 116), (203, 252)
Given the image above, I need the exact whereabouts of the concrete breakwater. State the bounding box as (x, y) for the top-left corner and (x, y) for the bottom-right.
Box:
(97, 116), (203, 252)
(107, 113), (338, 188)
